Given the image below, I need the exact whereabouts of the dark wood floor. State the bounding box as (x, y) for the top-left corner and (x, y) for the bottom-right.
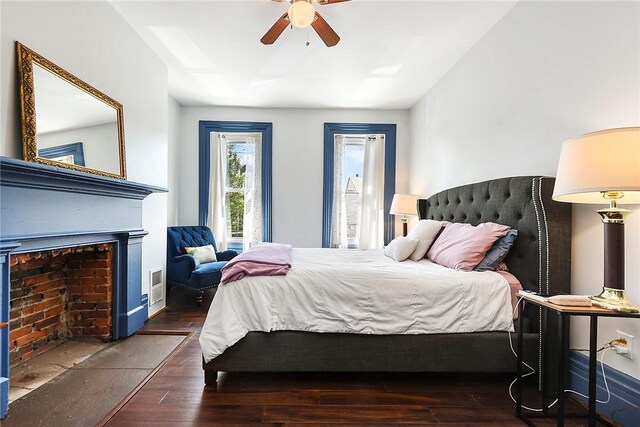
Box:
(104, 287), (602, 426)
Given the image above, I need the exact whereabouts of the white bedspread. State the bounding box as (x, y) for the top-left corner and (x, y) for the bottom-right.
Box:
(200, 248), (514, 363)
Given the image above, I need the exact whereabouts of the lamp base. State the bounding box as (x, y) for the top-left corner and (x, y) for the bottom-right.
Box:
(590, 287), (639, 313)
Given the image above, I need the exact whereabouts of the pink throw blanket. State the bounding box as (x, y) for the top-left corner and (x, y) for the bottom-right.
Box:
(221, 243), (292, 284)
(496, 271), (524, 319)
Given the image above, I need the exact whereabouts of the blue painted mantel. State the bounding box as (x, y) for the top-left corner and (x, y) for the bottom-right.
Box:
(0, 156), (166, 417)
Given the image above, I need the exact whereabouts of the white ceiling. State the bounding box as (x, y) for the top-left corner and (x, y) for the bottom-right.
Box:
(111, 1), (516, 109)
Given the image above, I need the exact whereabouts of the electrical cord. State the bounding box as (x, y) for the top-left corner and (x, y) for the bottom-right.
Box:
(508, 297), (558, 411)
(507, 297), (613, 411)
(564, 347), (612, 404)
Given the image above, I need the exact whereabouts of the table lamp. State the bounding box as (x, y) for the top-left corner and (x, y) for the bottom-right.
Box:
(553, 127), (640, 313)
(390, 193), (419, 237)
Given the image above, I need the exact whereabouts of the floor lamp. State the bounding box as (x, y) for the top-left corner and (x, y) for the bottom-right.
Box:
(553, 127), (640, 313)
(390, 194), (419, 237)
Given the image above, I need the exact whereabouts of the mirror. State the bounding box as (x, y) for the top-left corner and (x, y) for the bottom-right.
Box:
(16, 42), (126, 179)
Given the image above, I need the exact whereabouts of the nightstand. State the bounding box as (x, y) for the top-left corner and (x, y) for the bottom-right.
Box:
(515, 293), (640, 427)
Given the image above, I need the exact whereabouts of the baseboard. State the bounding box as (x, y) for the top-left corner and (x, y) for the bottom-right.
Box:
(147, 306), (166, 320)
(569, 351), (640, 426)
(117, 301), (149, 338)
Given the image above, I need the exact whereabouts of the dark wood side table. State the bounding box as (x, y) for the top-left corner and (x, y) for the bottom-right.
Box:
(515, 294), (640, 427)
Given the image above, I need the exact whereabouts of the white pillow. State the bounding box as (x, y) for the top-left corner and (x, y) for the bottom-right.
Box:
(406, 220), (444, 261)
(384, 237), (419, 262)
(185, 244), (217, 264)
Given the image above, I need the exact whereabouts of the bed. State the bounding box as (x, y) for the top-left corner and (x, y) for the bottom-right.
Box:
(200, 176), (571, 386)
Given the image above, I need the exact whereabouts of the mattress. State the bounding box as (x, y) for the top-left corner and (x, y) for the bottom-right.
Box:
(200, 248), (514, 363)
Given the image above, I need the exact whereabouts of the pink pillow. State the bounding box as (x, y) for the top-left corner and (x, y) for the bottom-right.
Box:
(427, 222), (511, 271)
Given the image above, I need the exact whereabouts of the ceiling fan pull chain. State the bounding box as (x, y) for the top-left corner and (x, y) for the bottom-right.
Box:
(306, 28), (310, 46)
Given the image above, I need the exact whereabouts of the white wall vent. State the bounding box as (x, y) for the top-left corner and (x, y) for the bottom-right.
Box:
(149, 267), (164, 305)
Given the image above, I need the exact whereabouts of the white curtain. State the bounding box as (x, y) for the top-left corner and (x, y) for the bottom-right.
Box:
(358, 135), (385, 250)
(207, 132), (228, 250)
(330, 135), (348, 248)
(243, 134), (263, 249)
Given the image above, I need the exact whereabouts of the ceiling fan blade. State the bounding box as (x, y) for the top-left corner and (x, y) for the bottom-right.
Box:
(311, 12), (340, 47)
(317, 0), (351, 5)
(261, 12), (289, 45)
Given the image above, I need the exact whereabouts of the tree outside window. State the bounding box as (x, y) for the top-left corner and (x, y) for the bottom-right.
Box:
(225, 142), (255, 241)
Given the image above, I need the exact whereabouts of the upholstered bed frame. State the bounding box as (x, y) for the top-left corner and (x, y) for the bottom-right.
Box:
(203, 176), (572, 387)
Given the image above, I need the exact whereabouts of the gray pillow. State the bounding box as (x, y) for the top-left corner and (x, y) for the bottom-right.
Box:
(474, 229), (518, 272)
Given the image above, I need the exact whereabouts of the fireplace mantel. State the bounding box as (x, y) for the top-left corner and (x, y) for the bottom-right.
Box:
(0, 156), (165, 199)
(0, 156), (167, 417)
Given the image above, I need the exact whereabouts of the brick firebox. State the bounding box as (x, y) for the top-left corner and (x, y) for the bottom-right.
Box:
(9, 244), (113, 365)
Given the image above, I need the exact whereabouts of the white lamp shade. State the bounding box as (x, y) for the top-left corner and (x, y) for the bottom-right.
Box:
(288, 1), (315, 28)
(390, 194), (419, 216)
(552, 127), (640, 204)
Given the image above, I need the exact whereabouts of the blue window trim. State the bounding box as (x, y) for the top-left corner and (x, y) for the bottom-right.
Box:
(198, 121), (272, 243)
(38, 142), (85, 166)
(322, 123), (396, 248)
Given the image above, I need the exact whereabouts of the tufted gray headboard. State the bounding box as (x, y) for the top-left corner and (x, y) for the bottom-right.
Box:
(418, 176), (572, 298)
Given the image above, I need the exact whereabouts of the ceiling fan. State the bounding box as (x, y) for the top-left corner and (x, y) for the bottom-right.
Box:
(261, 0), (351, 47)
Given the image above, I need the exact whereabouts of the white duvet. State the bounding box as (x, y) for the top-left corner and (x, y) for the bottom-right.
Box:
(200, 248), (514, 363)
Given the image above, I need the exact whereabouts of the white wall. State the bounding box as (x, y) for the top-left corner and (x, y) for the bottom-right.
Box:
(1, 1), (170, 316)
(179, 107), (411, 247)
(167, 96), (182, 226)
(409, 1), (640, 378)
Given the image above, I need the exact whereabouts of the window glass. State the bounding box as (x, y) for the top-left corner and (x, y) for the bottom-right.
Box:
(225, 141), (256, 241)
(225, 192), (245, 239)
(342, 142), (365, 245)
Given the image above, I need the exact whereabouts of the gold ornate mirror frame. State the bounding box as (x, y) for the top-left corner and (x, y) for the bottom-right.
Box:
(16, 41), (127, 179)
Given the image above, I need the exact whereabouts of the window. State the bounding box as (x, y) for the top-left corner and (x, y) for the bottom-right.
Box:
(224, 135), (257, 246)
(37, 142), (85, 167)
(338, 137), (366, 247)
(199, 121), (272, 251)
(322, 123), (396, 249)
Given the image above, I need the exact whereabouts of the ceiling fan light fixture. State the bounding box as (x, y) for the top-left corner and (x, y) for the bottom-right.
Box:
(288, 0), (315, 28)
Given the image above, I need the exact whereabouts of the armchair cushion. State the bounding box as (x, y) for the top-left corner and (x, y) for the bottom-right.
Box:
(191, 261), (228, 289)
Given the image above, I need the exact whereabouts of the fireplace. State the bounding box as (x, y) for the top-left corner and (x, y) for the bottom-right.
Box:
(9, 244), (114, 366)
(0, 156), (166, 417)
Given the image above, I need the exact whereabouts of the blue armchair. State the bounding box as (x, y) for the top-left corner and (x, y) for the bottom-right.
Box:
(166, 226), (237, 303)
